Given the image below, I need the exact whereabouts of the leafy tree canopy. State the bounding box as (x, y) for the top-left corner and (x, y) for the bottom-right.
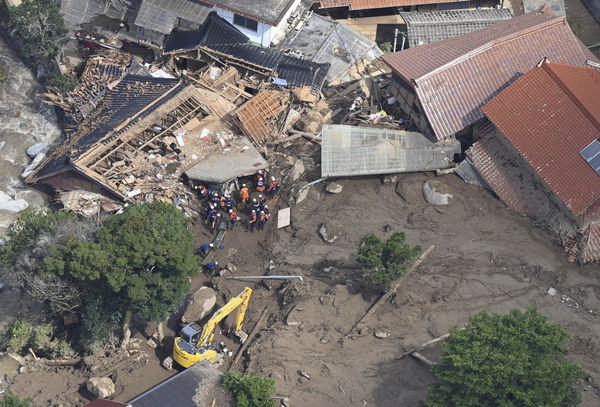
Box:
(44, 202), (198, 321)
(223, 372), (276, 407)
(426, 307), (585, 407)
(0, 389), (31, 407)
(8, 0), (68, 66)
(356, 232), (421, 291)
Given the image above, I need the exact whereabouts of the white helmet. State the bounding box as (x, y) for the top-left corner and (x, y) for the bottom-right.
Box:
(258, 194), (263, 199)
(215, 261), (218, 266)
(253, 198), (257, 203)
(264, 205), (269, 209)
(271, 176), (275, 181)
(242, 184), (246, 187)
(229, 209), (233, 213)
(209, 243), (214, 247)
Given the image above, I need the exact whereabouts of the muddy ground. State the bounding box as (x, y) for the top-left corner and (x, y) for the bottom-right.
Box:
(9, 144), (600, 406)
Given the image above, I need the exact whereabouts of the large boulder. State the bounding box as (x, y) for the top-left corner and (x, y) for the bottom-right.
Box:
(319, 221), (341, 244)
(87, 377), (115, 398)
(26, 142), (49, 158)
(21, 152), (46, 178)
(285, 160), (306, 184)
(181, 286), (217, 324)
(325, 183), (343, 194)
(0, 191), (29, 213)
(422, 181), (453, 206)
(295, 182), (310, 204)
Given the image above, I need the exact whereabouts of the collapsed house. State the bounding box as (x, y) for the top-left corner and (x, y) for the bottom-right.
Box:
(321, 124), (460, 177)
(399, 9), (513, 48)
(26, 74), (267, 213)
(465, 61), (600, 263)
(381, 7), (599, 141)
(164, 12), (330, 97)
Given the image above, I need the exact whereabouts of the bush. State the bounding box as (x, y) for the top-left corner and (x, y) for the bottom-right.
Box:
(0, 389), (31, 407)
(79, 295), (122, 351)
(356, 232), (421, 292)
(2, 320), (33, 354)
(426, 307), (585, 407)
(47, 72), (79, 92)
(223, 372), (275, 407)
(379, 42), (392, 53)
(0, 64), (7, 82)
(1, 320), (74, 359)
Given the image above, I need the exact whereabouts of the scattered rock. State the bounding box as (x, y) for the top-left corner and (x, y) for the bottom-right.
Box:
(87, 377), (115, 398)
(318, 221), (340, 243)
(325, 183), (343, 194)
(226, 263), (237, 273)
(286, 160), (306, 184)
(26, 142), (49, 158)
(181, 286), (217, 324)
(320, 336), (328, 344)
(298, 370), (311, 380)
(374, 331), (390, 339)
(422, 181), (453, 206)
(0, 196), (29, 213)
(547, 287), (556, 296)
(21, 152), (46, 179)
(286, 308), (301, 326)
(295, 182), (309, 204)
(281, 397), (290, 407)
(381, 174), (398, 184)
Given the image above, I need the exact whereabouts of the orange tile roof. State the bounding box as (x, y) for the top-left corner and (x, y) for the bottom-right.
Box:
(382, 8), (598, 140)
(482, 61), (600, 215)
(320, 0), (457, 9)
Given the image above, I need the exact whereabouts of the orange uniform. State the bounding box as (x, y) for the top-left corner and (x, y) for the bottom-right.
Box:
(240, 187), (249, 203)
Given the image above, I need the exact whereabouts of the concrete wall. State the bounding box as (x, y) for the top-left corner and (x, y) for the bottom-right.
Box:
(212, 8), (272, 47)
(270, 0), (301, 46)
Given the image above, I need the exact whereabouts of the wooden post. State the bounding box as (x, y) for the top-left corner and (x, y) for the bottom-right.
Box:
(227, 306), (269, 371)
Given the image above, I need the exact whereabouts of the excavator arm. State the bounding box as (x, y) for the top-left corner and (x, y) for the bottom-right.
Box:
(197, 286), (252, 348)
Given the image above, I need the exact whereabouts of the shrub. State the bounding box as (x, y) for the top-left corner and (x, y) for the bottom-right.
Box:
(2, 320), (33, 354)
(426, 307), (585, 407)
(0, 389), (31, 407)
(379, 42), (392, 53)
(1, 320), (74, 359)
(79, 295), (122, 351)
(47, 72), (79, 92)
(356, 232), (421, 291)
(223, 372), (275, 407)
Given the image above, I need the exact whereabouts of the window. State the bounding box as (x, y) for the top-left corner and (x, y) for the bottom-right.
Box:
(233, 13), (258, 32)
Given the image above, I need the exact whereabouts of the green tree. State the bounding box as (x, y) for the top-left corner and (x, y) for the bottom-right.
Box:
(426, 307), (585, 407)
(0, 389), (31, 407)
(356, 232), (421, 291)
(47, 72), (79, 92)
(223, 372), (275, 407)
(8, 0), (68, 66)
(44, 202), (198, 336)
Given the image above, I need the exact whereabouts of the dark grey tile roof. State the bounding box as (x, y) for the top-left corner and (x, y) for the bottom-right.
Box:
(200, 0), (297, 26)
(134, 0), (212, 34)
(581, 0), (600, 23)
(129, 361), (223, 407)
(34, 75), (183, 179)
(400, 9), (513, 48)
(60, 0), (134, 29)
(165, 12), (330, 93)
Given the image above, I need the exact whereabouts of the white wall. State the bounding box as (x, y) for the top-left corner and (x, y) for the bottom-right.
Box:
(212, 8), (272, 47)
(271, 0), (301, 46)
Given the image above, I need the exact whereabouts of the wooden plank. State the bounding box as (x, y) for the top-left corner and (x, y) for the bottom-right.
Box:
(277, 207), (291, 228)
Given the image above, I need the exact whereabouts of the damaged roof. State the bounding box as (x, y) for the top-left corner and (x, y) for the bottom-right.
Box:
(481, 61), (600, 216)
(282, 13), (382, 82)
(165, 12), (330, 94)
(31, 75), (183, 181)
(382, 8), (599, 140)
(129, 360), (223, 406)
(400, 9), (513, 47)
(319, 0), (459, 9)
(199, 0), (297, 26)
(134, 0), (212, 34)
(320, 124), (460, 177)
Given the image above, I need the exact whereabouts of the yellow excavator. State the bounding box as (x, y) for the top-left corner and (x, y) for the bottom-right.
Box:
(173, 287), (252, 368)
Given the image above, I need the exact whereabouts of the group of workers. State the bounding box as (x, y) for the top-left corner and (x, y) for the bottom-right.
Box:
(193, 169), (280, 232)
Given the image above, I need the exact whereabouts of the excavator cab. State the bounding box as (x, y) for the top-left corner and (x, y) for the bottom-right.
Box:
(173, 287), (252, 368)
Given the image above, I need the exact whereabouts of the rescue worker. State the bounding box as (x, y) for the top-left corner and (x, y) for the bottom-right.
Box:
(268, 176), (280, 198)
(224, 194), (235, 210)
(248, 210), (257, 231)
(251, 198), (260, 213)
(256, 176), (266, 192)
(207, 210), (217, 227)
(210, 192), (221, 207)
(263, 205), (270, 218)
(258, 194), (266, 210)
(256, 170), (264, 184)
(194, 184), (208, 198)
(228, 209), (237, 229)
(258, 210), (267, 230)
(213, 213), (222, 229)
(205, 202), (216, 221)
(219, 194), (227, 208)
(200, 242), (214, 256)
(205, 261), (218, 274)
(240, 184), (250, 205)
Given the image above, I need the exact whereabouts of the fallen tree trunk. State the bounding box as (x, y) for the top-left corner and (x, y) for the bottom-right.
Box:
(228, 306), (269, 371)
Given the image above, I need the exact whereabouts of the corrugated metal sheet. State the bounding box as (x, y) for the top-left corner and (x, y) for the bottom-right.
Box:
(382, 9), (599, 140)
(321, 124), (460, 177)
(400, 9), (513, 47)
(482, 62), (600, 215)
(60, 0), (137, 29)
(466, 124), (580, 240)
(134, 0), (211, 34)
(129, 360), (223, 407)
(201, 0), (297, 25)
(320, 0), (458, 8)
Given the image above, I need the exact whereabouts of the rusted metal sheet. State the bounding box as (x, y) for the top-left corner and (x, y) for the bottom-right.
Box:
(234, 90), (288, 145)
(382, 9), (599, 140)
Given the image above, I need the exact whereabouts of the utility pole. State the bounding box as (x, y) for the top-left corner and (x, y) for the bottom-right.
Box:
(393, 28), (399, 52)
